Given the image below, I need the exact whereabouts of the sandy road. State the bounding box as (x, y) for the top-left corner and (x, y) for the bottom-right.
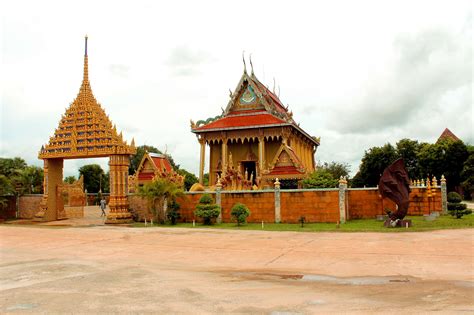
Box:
(0, 226), (473, 314)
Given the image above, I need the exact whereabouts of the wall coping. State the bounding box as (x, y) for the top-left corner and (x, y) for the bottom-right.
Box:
(281, 188), (339, 193)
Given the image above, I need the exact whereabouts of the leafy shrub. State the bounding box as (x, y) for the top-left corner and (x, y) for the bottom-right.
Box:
(231, 203), (251, 226)
(199, 194), (214, 204)
(167, 200), (181, 225)
(447, 192), (462, 203)
(447, 191), (471, 218)
(302, 169), (338, 188)
(194, 194), (220, 225)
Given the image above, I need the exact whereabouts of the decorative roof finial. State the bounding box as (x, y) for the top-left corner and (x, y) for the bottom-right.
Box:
(249, 53), (254, 76)
(82, 35), (89, 85)
(242, 51), (247, 74)
(84, 34), (88, 56)
(273, 77), (276, 94)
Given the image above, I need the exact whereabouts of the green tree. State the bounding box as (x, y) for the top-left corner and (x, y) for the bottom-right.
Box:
(129, 145), (162, 175)
(418, 139), (468, 191)
(138, 177), (184, 223)
(0, 175), (14, 210)
(203, 173), (209, 186)
(167, 200), (181, 225)
(79, 164), (105, 193)
(317, 161), (350, 180)
(461, 146), (474, 199)
(0, 157), (27, 177)
(447, 192), (471, 218)
(352, 144), (398, 187)
(194, 194), (220, 225)
(302, 169), (339, 188)
(13, 166), (44, 194)
(64, 176), (77, 184)
(396, 139), (425, 179)
(176, 168), (198, 191)
(231, 203), (251, 226)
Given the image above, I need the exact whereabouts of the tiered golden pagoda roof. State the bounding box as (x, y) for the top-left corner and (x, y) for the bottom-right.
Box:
(39, 36), (136, 159)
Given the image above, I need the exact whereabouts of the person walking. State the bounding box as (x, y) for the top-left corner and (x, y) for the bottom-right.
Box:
(100, 198), (107, 217)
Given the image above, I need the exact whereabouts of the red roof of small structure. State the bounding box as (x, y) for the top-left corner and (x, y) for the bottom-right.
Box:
(438, 128), (460, 142)
(194, 112), (288, 131)
(150, 153), (173, 173)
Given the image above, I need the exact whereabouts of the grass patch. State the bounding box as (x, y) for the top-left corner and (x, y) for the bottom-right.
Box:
(132, 214), (474, 232)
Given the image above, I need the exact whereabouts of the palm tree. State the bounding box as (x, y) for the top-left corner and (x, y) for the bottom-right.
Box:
(138, 177), (184, 223)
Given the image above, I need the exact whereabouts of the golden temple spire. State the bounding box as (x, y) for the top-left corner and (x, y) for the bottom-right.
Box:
(82, 35), (89, 86)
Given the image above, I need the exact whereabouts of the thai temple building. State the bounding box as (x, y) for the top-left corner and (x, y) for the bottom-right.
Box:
(191, 60), (320, 189)
(128, 152), (184, 193)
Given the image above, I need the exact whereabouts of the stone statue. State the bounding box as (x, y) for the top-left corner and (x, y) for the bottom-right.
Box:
(378, 158), (411, 226)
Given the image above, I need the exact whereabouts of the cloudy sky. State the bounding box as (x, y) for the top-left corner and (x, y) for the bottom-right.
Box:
(1, 0), (472, 177)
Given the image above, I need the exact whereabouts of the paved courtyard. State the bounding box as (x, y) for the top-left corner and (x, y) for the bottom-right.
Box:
(0, 222), (473, 314)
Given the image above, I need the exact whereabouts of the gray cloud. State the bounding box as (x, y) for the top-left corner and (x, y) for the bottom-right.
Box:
(329, 26), (472, 134)
(166, 45), (213, 76)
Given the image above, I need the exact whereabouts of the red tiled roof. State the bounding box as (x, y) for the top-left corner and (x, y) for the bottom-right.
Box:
(438, 128), (460, 142)
(151, 156), (172, 172)
(193, 113), (288, 131)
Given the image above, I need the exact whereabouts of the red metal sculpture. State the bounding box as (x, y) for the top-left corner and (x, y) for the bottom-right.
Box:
(378, 158), (411, 226)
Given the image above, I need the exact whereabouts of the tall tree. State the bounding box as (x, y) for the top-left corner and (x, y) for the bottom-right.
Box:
(64, 176), (77, 184)
(418, 139), (468, 191)
(352, 143), (398, 187)
(0, 157), (27, 177)
(461, 145), (474, 199)
(396, 139), (425, 179)
(13, 166), (44, 194)
(79, 164), (105, 193)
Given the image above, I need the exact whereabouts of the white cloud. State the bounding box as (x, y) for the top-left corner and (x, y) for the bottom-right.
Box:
(0, 0), (472, 178)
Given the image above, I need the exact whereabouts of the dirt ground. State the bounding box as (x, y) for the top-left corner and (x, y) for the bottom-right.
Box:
(0, 222), (473, 314)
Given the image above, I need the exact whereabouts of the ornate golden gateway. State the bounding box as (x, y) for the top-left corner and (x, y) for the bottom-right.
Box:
(36, 36), (136, 223)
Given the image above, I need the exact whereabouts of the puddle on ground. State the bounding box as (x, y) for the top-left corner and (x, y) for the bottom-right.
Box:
(231, 271), (413, 286)
(301, 274), (407, 285)
(6, 303), (38, 311)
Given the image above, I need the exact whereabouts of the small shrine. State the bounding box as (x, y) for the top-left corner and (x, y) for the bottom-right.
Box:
(128, 152), (184, 192)
(191, 58), (319, 189)
(36, 36), (136, 223)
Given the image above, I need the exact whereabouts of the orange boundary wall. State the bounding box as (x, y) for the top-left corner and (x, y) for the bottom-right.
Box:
(129, 186), (442, 223)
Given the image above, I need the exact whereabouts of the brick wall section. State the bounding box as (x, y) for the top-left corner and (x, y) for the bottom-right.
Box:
(281, 190), (339, 223)
(176, 193), (211, 222)
(128, 194), (152, 221)
(347, 187), (442, 219)
(19, 195), (42, 219)
(221, 191), (275, 223)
